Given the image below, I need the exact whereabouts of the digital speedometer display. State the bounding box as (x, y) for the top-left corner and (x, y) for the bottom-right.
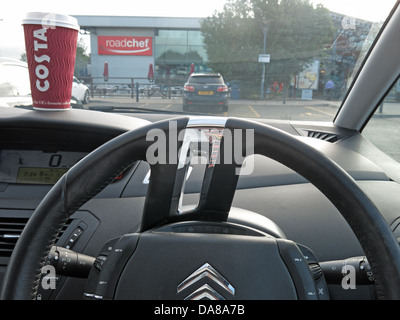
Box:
(0, 150), (87, 185)
(17, 167), (69, 185)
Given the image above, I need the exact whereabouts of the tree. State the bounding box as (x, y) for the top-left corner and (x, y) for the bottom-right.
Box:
(74, 37), (90, 77)
(20, 52), (27, 62)
(201, 0), (334, 99)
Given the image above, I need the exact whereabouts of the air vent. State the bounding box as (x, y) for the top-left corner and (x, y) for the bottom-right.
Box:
(307, 130), (339, 143)
(0, 217), (72, 258)
(0, 217), (28, 258)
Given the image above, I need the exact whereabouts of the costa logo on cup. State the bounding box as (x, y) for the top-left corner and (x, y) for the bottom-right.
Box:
(33, 28), (50, 92)
(22, 12), (80, 111)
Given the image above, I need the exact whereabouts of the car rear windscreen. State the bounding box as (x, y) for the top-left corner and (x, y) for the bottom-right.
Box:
(189, 76), (224, 84)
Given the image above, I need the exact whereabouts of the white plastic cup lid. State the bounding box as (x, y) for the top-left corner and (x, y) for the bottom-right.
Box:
(22, 12), (80, 31)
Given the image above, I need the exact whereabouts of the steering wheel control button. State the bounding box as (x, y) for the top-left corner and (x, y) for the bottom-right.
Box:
(83, 292), (103, 300)
(84, 235), (140, 300)
(64, 227), (83, 249)
(277, 239), (325, 300)
(297, 243), (329, 300)
(94, 255), (108, 272)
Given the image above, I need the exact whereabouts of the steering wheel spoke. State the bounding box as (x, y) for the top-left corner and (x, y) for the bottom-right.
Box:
(142, 116), (243, 230)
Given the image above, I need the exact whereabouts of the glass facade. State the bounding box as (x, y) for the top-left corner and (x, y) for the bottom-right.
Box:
(155, 30), (209, 81)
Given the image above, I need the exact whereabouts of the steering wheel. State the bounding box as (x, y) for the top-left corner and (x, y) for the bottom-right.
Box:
(2, 116), (400, 300)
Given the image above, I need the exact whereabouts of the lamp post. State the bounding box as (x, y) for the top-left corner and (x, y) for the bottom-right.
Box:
(260, 23), (270, 100)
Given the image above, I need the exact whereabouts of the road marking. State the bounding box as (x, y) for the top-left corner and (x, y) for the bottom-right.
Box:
(305, 106), (336, 117)
(233, 112), (258, 117)
(162, 104), (173, 110)
(247, 105), (260, 118)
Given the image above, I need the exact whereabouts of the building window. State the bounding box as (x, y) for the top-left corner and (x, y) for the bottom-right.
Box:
(155, 29), (208, 81)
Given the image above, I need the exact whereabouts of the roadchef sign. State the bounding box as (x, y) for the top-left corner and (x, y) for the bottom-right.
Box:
(98, 36), (153, 55)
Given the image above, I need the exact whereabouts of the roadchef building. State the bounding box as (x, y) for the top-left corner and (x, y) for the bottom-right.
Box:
(73, 15), (207, 84)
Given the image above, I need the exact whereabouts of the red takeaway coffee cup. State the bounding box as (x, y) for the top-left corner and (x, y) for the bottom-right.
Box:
(22, 12), (80, 111)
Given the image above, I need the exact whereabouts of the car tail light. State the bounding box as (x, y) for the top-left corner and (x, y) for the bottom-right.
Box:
(184, 85), (194, 92)
(217, 85), (228, 92)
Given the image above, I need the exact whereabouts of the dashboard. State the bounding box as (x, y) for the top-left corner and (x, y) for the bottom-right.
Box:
(1, 107), (400, 300)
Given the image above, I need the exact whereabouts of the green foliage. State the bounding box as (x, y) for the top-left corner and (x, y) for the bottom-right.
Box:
(74, 38), (90, 77)
(156, 49), (203, 65)
(20, 52), (27, 62)
(201, 0), (334, 99)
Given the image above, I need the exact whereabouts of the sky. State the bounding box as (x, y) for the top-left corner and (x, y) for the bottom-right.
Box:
(0, 0), (397, 59)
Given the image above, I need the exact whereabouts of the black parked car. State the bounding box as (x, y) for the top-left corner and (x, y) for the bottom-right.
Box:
(182, 73), (229, 112)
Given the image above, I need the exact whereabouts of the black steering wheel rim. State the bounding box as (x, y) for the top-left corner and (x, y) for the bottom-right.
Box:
(2, 116), (400, 299)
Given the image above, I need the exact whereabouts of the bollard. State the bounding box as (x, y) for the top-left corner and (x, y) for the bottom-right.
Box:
(131, 78), (134, 99)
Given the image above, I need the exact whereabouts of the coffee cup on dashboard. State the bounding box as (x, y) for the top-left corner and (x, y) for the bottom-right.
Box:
(22, 12), (80, 111)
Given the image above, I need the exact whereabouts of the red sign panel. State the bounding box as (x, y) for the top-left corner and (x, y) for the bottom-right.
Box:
(98, 36), (153, 56)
